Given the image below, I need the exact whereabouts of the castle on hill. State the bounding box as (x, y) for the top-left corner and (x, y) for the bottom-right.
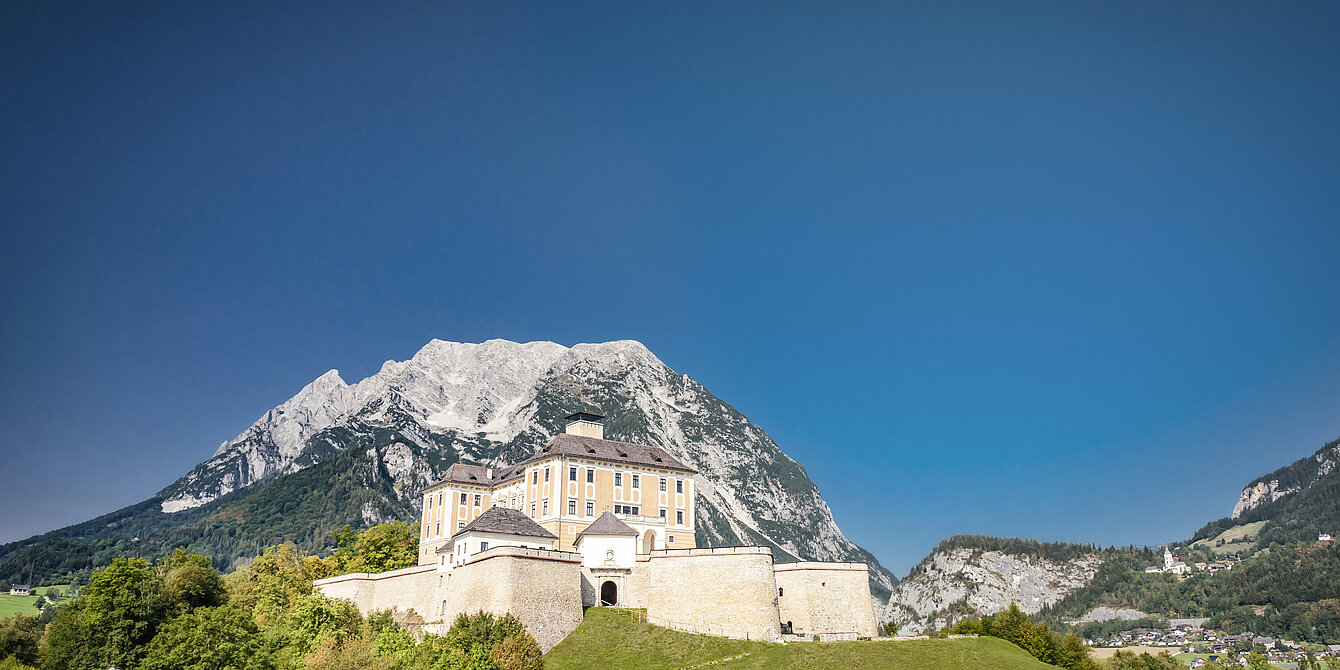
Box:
(316, 412), (879, 651)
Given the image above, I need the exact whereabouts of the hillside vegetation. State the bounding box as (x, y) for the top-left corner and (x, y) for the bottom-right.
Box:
(0, 522), (549, 670)
(1193, 438), (1340, 551)
(546, 607), (1054, 670)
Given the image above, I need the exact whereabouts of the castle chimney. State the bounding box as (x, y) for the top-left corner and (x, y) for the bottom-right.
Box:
(564, 411), (605, 439)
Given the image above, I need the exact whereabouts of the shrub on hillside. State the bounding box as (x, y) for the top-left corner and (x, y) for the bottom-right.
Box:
(0, 615), (40, 666)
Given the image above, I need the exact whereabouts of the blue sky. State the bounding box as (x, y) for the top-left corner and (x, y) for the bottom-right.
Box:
(2, 2), (1339, 575)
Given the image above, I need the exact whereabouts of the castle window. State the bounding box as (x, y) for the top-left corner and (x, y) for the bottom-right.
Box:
(676, 510), (683, 525)
(543, 500), (549, 515)
(545, 468), (550, 482)
(481, 542), (489, 551)
(532, 472), (538, 484)
(569, 467), (576, 481)
(668, 535), (674, 543)
(676, 480), (683, 493)
(530, 502), (536, 517)
(659, 478), (666, 492)
(586, 501), (593, 517)
(437, 494), (442, 508)
(435, 522), (440, 536)
(427, 496), (433, 510)
(779, 588), (784, 597)
(474, 494), (481, 506)
(659, 508), (666, 519)
(586, 469), (594, 483)
(458, 520), (465, 529)
(460, 493), (467, 504)
(632, 474), (640, 488)
(568, 500), (576, 515)
(615, 473), (622, 487)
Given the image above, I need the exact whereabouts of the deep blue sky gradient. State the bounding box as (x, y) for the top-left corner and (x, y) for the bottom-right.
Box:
(3, 2), (1339, 574)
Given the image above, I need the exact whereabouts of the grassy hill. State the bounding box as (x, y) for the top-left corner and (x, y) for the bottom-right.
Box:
(545, 607), (1052, 670)
(0, 593), (42, 619)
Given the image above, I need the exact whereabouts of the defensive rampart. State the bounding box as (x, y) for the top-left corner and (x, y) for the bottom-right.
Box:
(442, 546), (584, 652)
(314, 564), (441, 621)
(774, 561), (879, 639)
(644, 546), (781, 641)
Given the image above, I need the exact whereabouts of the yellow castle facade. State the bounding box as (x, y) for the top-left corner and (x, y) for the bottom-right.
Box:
(417, 412), (697, 563)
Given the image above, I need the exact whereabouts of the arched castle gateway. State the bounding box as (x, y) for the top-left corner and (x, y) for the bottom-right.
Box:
(315, 412), (880, 651)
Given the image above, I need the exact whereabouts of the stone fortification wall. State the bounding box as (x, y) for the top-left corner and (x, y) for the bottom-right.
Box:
(315, 565), (440, 622)
(443, 547), (584, 652)
(625, 558), (650, 608)
(644, 547), (781, 641)
(774, 561), (878, 639)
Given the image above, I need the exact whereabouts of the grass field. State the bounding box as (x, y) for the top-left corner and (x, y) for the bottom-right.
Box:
(545, 607), (1053, 670)
(1191, 520), (1266, 556)
(0, 594), (42, 619)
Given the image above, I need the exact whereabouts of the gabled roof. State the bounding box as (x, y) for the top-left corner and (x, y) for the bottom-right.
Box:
(576, 511), (638, 542)
(425, 430), (696, 494)
(430, 462), (528, 489)
(526, 433), (696, 473)
(454, 506), (557, 541)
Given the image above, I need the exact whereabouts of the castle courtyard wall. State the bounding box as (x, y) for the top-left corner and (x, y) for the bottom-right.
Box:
(774, 561), (879, 639)
(644, 547), (781, 641)
(314, 565), (440, 622)
(442, 547), (584, 652)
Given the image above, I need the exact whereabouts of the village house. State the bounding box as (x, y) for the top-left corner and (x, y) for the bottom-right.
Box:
(7, 585), (30, 596)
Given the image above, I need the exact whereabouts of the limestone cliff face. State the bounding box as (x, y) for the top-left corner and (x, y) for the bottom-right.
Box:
(1232, 480), (1301, 519)
(1231, 442), (1339, 519)
(884, 546), (1102, 634)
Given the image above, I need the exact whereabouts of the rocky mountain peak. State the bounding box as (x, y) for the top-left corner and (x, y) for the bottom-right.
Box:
(155, 338), (897, 605)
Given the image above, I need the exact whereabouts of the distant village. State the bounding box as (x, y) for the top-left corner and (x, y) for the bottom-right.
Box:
(1143, 547), (1244, 576)
(1087, 619), (1340, 667)
(1081, 536), (1339, 667)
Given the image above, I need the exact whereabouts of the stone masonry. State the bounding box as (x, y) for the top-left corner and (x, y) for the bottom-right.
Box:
(644, 547), (782, 641)
(774, 561), (879, 639)
(317, 545), (877, 650)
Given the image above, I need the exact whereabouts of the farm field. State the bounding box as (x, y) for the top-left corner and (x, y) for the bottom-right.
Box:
(0, 593), (41, 619)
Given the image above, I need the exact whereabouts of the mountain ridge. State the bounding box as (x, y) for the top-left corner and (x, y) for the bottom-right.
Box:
(2, 338), (897, 608)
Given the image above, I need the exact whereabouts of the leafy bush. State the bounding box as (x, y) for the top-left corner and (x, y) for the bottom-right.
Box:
(140, 606), (271, 670)
(0, 616), (40, 665)
(949, 603), (1097, 670)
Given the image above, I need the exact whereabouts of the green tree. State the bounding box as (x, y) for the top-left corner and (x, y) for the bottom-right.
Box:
(352, 522), (418, 573)
(229, 543), (334, 624)
(282, 593), (364, 655)
(1246, 652), (1272, 670)
(159, 548), (226, 612)
(141, 606), (272, 670)
(491, 632), (543, 670)
(79, 557), (171, 670)
(38, 601), (91, 670)
(0, 616), (40, 665)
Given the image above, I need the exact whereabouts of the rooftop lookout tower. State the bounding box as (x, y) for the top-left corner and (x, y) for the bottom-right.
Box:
(564, 411), (605, 439)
